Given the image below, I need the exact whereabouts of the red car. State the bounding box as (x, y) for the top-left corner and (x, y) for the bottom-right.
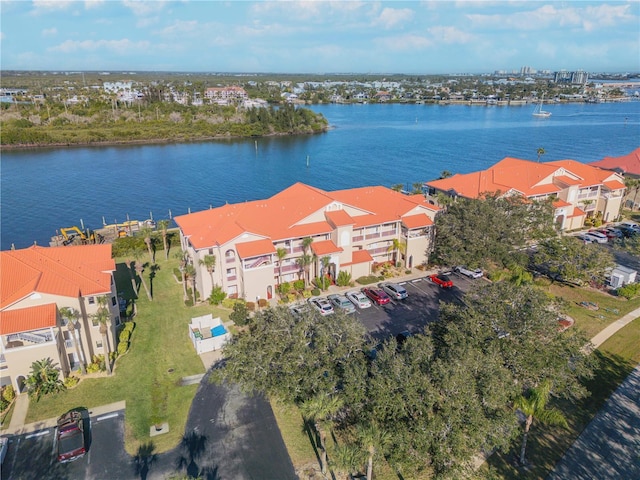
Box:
(428, 273), (454, 288)
(56, 410), (87, 463)
(361, 287), (391, 305)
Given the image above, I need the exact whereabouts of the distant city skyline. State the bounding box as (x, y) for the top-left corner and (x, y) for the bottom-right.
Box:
(1, 1), (639, 74)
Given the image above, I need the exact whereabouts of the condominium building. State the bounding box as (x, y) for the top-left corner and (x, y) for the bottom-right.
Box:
(0, 245), (119, 392)
(424, 157), (626, 231)
(175, 183), (440, 303)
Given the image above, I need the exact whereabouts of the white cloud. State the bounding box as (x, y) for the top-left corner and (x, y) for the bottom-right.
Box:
(428, 25), (474, 44)
(122, 0), (167, 17)
(31, 0), (75, 14)
(48, 38), (151, 54)
(374, 33), (433, 52)
(136, 16), (160, 28)
(372, 7), (414, 30)
(84, 0), (104, 9)
(41, 27), (58, 37)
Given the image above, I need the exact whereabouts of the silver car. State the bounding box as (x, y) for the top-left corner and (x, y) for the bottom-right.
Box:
(346, 290), (372, 309)
(327, 294), (356, 314)
(308, 297), (334, 316)
(379, 282), (408, 299)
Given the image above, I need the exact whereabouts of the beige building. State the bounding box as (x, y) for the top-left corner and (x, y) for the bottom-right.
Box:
(425, 157), (626, 231)
(174, 183), (440, 303)
(0, 244), (118, 392)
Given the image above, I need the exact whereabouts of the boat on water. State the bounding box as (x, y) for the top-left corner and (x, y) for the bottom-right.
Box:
(532, 95), (552, 118)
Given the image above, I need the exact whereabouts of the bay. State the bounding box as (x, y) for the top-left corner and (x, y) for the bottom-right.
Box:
(2, 101), (639, 250)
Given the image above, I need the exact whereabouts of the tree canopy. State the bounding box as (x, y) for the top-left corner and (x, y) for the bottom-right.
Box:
(432, 193), (555, 269)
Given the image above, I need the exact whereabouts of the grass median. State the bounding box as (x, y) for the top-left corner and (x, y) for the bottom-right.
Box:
(25, 255), (230, 454)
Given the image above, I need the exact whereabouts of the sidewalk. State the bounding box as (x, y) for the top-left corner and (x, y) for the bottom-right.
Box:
(4, 399), (126, 436)
(588, 305), (640, 349)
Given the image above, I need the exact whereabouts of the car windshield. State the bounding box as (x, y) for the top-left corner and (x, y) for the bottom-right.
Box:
(438, 275), (450, 281)
(59, 428), (83, 454)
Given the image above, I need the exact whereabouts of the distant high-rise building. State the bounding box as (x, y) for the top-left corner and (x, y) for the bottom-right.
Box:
(554, 70), (589, 85)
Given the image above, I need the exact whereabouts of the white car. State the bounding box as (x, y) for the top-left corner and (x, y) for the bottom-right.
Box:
(327, 294), (356, 314)
(307, 297), (334, 316)
(454, 265), (483, 279)
(379, 282), (408, 300)
(346, 290), (372, 309)
(584, 231), (608, 244)
(289, 303), (310, 317)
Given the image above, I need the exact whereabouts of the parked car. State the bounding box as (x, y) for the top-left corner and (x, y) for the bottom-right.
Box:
(361, 287), (391, 305)
(0, 436), (7, 465)
(327, 294), (356, 314)
(56, 410), (87, 463)
(575, 233), (595, 244)
(346, 290), (372, 309)
(618, 225), (638, 237)
(454, 265), (483, 279)
(584, 231), (608, 243)
(289, 303), (310, 318)
(379, 282), (408, 300)
(308, 297), (334, 316)
(598, 227), (622, 239)
(620, 220), (640, 230)
(428, 273), (454, 288)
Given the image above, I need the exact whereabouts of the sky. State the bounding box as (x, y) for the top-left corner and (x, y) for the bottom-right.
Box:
(1, 1), (639, 74)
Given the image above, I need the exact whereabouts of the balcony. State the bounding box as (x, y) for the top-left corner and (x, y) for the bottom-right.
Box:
(381, 229), (396, 237)
(225, 256), (236, 264)
(352, 235), (364, 242)
(365, 233), (381, 240)
(4, 329), (56, 350)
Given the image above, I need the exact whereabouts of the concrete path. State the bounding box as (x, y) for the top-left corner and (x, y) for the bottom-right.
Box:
(588, 306), (640, 349)
(547, 364), (640, 480)
(6, 393), (29, 434)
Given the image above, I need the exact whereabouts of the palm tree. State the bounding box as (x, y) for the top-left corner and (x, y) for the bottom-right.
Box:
(439, 170), (453, 179)
(300, 394), (344, 475)
(59, 307), (86, 375)
(94, 295), (113, 375)
(330, 443), (363, 480)
(276, 247), (288, 284)
(386, 238), (407, 267)
(320, 255), (331, 285)
(133, 249), (152, 301)
(296, 254), (313, 289)
(139, 226), (155, 264)
(412, 182), (423, 194)
(300, 237), (314, 287)
(391, 183), (403, 192)
(25, 358), (65, 401)
(157, 219), (170, 260)
(357, 421), (390, 480)
(175, 250), (189, 301)
(536, 147), (546, 162)
(184, 263), (197, 305)
(199, 254), (216, 290)
(513, 380), (568, 465)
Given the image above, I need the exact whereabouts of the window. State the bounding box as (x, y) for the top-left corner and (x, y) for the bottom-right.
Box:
(92, 317), (99, 327)
(96, 341), (102, 348)
(115, 316), (121, 326)
(111, 296), (117, 306)
(88, 297), (95, 305)
(209, 248), (214, 255)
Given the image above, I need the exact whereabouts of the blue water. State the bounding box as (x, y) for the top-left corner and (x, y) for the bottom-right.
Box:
(2, 102), (639, 250)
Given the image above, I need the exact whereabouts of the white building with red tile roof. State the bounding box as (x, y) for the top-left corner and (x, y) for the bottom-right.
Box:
(0, 244), (118, 392)
(175, 183), (440, 303)
(425, 157), (626, 231)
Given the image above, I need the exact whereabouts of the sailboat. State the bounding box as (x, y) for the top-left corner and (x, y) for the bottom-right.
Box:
(532, 95), (551, 118)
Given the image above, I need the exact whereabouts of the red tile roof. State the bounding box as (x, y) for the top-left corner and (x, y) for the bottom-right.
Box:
(0, 303), (58, 335)
(342, 250), (374, 266)
(235, 239), (276, 259)
(590, 147), (640, 176)
(1, 244), (115, 309)
(427, 157), (626, 199)
(311, 240), (343, 256)
(175, 183), (440, 250)
(401, 214), (434, 229)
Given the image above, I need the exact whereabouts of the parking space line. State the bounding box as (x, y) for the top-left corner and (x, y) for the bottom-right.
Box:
(96, 413), (118, 422)
(26, 430), (50, 439)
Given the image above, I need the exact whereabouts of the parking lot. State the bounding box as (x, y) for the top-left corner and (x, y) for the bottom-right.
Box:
(345, 271), (481, 341)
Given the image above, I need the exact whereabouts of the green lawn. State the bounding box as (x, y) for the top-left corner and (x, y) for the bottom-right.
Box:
(483, 316), (640, 479)
(25, 255), (230, 454)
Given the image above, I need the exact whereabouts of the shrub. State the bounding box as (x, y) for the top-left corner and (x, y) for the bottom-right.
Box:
(123, 321), (135, 333)
(246, 301), (256, 312)
(278, 282), (291, 296)
(405, 270), (412, 275)
(2, 385), (15, 403)
(314, 276), (330, 291)
(617, 283), (640, 300)
(311, 288), (321, 296)
(302, 290), (312, 299)
(230, 301), (250, 326)
(119, 330), (131, 343)
(64, 376), (79, 388)
(356, 275), (379, 285)
(208, 285), (227, 305)
(118, 341), (129, 355)
(221, 298), (240, 309)
(336, 270), (352, 287)
(293, 279), (305, 291)
(0, 397), (9, 412)
(258, 298), (268, 308)
(287, 293), (297, 303)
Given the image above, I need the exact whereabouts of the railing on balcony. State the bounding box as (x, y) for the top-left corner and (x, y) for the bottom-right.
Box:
(244, 255), (271, 269)
(352, 235), (364, 243)
(365, 233), (381, 240)
(65, 339), (75, 348)
(225, 256), (236, 264)
(7, 330), (54, 345)
(226, 275), (237, 281)
(369, 247), (389, 255)
(275, 264), (301, 275)
(577, 191), (599, 200)
(381, 229), (396, 237)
